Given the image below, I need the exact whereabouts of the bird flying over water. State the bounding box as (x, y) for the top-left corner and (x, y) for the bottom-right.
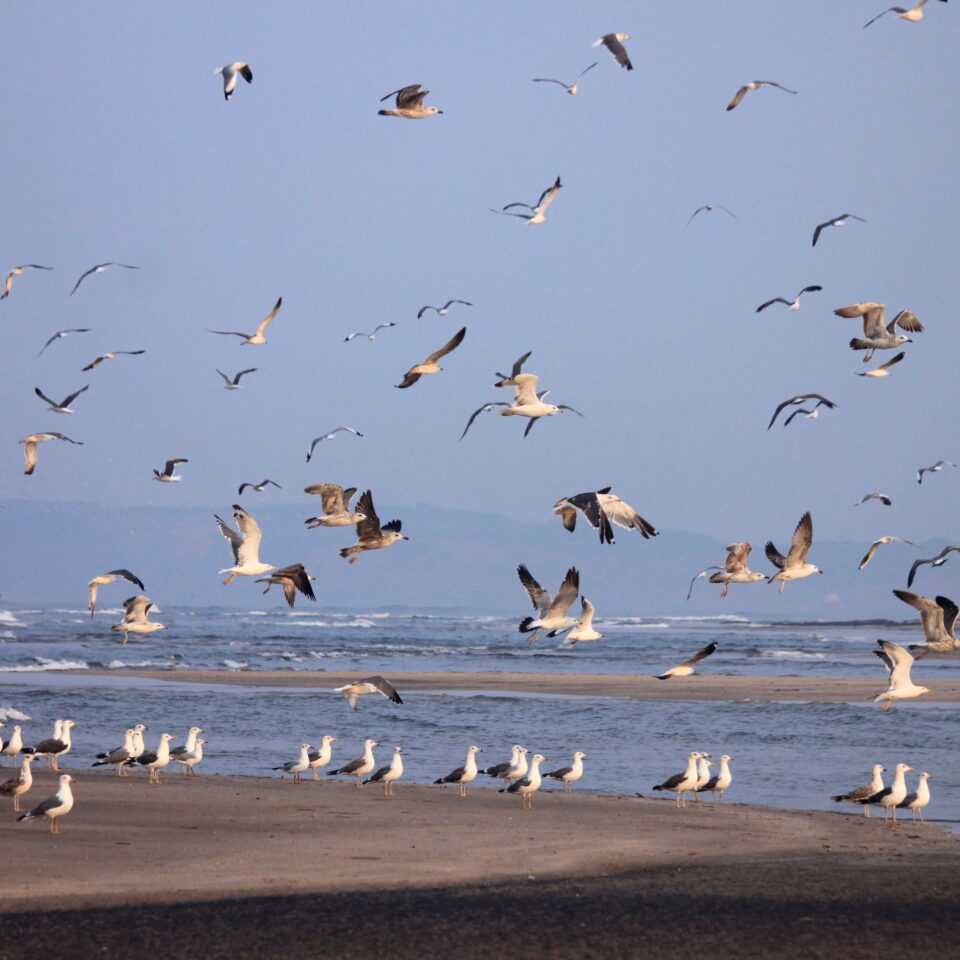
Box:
(256, 563), (317, 608)
(334, 676), (403, 711)
(396, 327), (466, 388)
(304, 483), (365, 528)
(19, 433), (82, 475)
(767, 393), (837, 430)
(37, 328), (91, 357)
(215, 504), (276, 584)
(34, 385), (88, 414)
(238, 479), (281, 495)
(708, 543), (766, 598)
(517, 564), (580, 645)
(82, 350), (145, 372)
(88, 569), (146, 617)
(153, 459), (188, 483)
(892, 589), (960, 655)
(417, 300), (472, 319)
(561, 598), (602, 645)
(1, 264), (52, 300)
(344, 323), (396, 342)
(378, 85), (442, 119)
(873, 640), (929, 710)
(339, 491), (407, 563)
(306, 427), (363, 462)
(111, 595), (165, 643)
(491, 177), (562, 225)
(217, 61), (252, 99)
(553, 488), (658, 544)
(916, 460), (956, 485)
(858, 537), (915, 571)
(209, 297), (282, 345)
(812, 214), (866, 247)
(834, 302), (921, 361)
(906, 545), (960, 587)
(726, 81), (796, 111)
(755, 286), (822, 313)
(593, 33), (633, 70)
(863, 1), (947, 28)
(656, 642), (718, 679)
(532, 62), (598, 95)
(687, 203), (737, 226)
(70, 262), (139, 296)
(766, 512), (821, 592)
(217, 368), (257, 390)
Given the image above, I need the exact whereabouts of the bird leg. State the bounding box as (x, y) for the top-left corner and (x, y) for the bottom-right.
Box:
(51, 756), (59, 772)
(778, 580), (785, 595)
(348, 554), (359, 565)
(13, 797), (20, 812)
(882, 700), (892, 713)
(721, 584), (729, 599)
(50, 819), (58, 835)
(312, 769), (319, 782)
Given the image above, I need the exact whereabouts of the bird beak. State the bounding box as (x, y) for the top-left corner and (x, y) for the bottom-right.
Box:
(402, 536), (410, 541)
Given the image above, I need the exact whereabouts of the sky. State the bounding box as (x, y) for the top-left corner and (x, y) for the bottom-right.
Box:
(2, 2), (959, 613)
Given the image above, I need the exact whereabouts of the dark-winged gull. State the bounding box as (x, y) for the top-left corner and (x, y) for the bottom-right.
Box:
(858, 537), (915, 571)
(396, 326), (466, 388)
(305, 484), (366, 528)
(238, 479), (281, 495)
(856, 762), (913, 822)
(543, 752), (588, 792)
(755, 286), (822, 313)
(892, 589), (960, 655)
(707, 543), (766, 598)
(832, 764), (886, 817)
(873, 640), (930, 710)
(766, 511), (821, 592)
(692, 754), (714, 801)
(553, 487), (658, 543)
(91, 729), (135, 776)
(417, 300), (472, 319)
(907, 546), (960, 587)
(339, 491), (407, 563)
(496, 747), (529, 785)
(864, 1), (947, 28)
(273, 743), (311, 783)
(153, 458), (188, 483)
(500, 753), (546, 809)
(897, 772), (932, 822)
(70, 262), (139, 296)
(532, 62), (598, 95)
(215, 503), (276, 584)
(687, 203), (737, 226)
(17, 773), (74, 834)
(178, 739), (205, 776)
(593, 33), (633, 69)
(306, 427), (363, 462)
(493, 351), (532, 387)
(327, 738), (378, 788)
(1, 264), (52, 300)
(561, 597), (603, 645)
(656, 642), (718, 679)
(111, 595), (166, 643)
(481, 745), (523, 779)
(169, 726), (204, 774)
(136, 733), (176, 783)
(88, 569), (145, 617)
(209, 296), (282, 345)
(698, 755), (734, 801)
(834, 302), (922, 361)
(434, 745), (482, 798)
(812, 214), (866, 247)
(916, 460), (956, 485)
(19, 432), (82, 475)
(855, 492), (892, 507)
(217, 61), (252, 99)
(37, 328), (92, 357)
(857, 352), (906, 378)
(34, 385), (89, 414)
(344, 323), (396, 342)
(217, 368), (257, 390)
(364, 746), (404, 796)
(517, 564), (579, 645)
(378, 85), (442, 119)
(255, 563), (317, 608)
(25, 720), (76, 771)
(767, 393), (837, 429)
(461, 372), (583, 439)
(491, 176), (562, 225)
(726, 80), (796, 111)
(308, 735), (336, 781)
(653, 752), (701, 807)
(0, 755), (34, 811)
(334, 675), (403, 711)
(82, 349), (145, 372)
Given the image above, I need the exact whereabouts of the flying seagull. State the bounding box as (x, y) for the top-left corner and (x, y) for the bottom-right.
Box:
(215, 503), (276, 583)
(873, 640), (929, 710)
(553, 487), (658, 543)
(304, 483), (365, 527)
(766, 511), (822, 592)
(532, 62), (598, 95)
(858, 537), (915, 571)
(217, 368), (257, 390)
(19, 432), (82, 475)
(906, 545), (960, 588)
(592, 33), (633, 69)
(88, 569), (146, 617)
(707, 542), (766, 598)
(892, 589), (960, 655)
(209, 296), (282, 345)
(656, 642), (718, 679)
(217, 61), (252, 99)
(864, 1), (947, 28)
(491, 176), (562, 224)
(378, 84), (442, 119)
(561, 597), (602, 645)
(494, 351), (533, 387)
(461, 372), (583, 439)
(70, 262), (139, 296)
(153, 458), (188, 483)
(305, 426), (363, 462)
(687, 203), (737, 226)
(255, 563), (317, 608)
(82, 349), (145, 372)
(857, 352), (906, 378)
(812, 214), (866, 247)
(755, 286), (822, 313)
(111, 595), (165, 643)
(917, 460), (956, 485)
(37, 328), (92, 357)
(686, 566), (722, 601)
(334, 676), (403, 711)
(517, 564), (580, 645)
(238, 479), (281, 495)
(855, 492), (892, 507)
(767, 393), (837, 429)
(34, 385), (89, 414)
(1, 264), (53, 300)
(396, 326), (466, 388)
(339, 491), (407, 563)
(344, 323), (396, 342)
(783, 408), (824, 427)
(417, 300), (472, 319)
(834, 302), (922, 361)
(726, 81), (796, 111)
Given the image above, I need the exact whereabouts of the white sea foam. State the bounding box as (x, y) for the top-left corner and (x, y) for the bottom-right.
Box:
(0, 631), (14, 640)
(283, 618), (375, 629)
(0, 657), (89, 672)
(224, 660), (248, 670)
(762, 650), (828, 661)
(0, 611), (24, 626)
(0, 705), (31, 721)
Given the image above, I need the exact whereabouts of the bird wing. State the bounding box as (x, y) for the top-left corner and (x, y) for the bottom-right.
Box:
(725, 541), (753, 572)
(517, 564), (551, 615)
(512, 373), (540, 405)
(363, 676), (402, 703)
(532, 77), (568, 88)
(878, 640), (914, 688)
(34, 387), (58, 407)
(859, 541), (885, 570)
(253, 297), (282, 338)
(767, 397), (796, 430)
(687, 567), (722, 600)
(535, 177), (562, 211)
(109, 569), (145, 591)
(235, 368), (257, 382)
(214, 513), (242, 562)
(231, 505), (263, 564)
(395, 85), (427, 108)
(459, 403), (507, 440)
(354, 491), (383, 540)
(547, 567), (580, 618)
(122, 595), (152, 623)
(563, 492), (606, 532)
(416, 305), (436, 319)
(756, 298), (791, 312)
(21, 441), (38, 475)
(70, 263), (108, 295)
(863, 8), (897, 28)
(893, 589), (946, 642)
(890, 309), (923, 334)
(785, 512), (813, 565)
(575, 62), (599, 83)
(937, 595), (959, 637)
(765, 541), (786, 569)
(726, 86), (749, 111)
(600, 35), (632, 69)
(683, 642), (718, 667)
(425, 326), (467, 364)
(600, 494), (657, 538)
(163, 458), (188, 475)
(764, 81), (797, 94)
(209, 330), (249, 339)
(315, 483), (347, 515)
(554, 501), (578, 533)
(396, 370), (422, 389)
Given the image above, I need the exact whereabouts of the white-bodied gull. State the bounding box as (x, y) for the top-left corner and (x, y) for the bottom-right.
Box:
(17, 773), (74, 834)
(34, 385), (89, 414)
(532, 62), (598, 95)
(726, 80), (796, 111)
(897, 772), (932, 822)
(153, 458), (188, 483)
(434, 745), (482, 798)
(217, 62), (252, 99)
(855, 492), (892, 507)
(873, 640), (929, 710)
(307, 735), (337, 781)
(327, 738), (378, 788)
(417, 300), (472, 319)
(365, 746), (404, 796)
(490, 176), (562, 225)
(209, 297), (282, 345)
(562, 597), (603, 645)
(687, 203), (737, 226)
(500, 753), (546, 809)
(378, 85), (442, 119)
(857, 352), (906, 378)
(767, 394), (837, 429)
(306, 427), (363, 462)
(217, 368), (257, 390)
(857, 762), (913, 821)
(334, 675), (403, 710)
(215, 503), (276, 584)
(82, 349), (144, 372)
(111, 595), (165, 643)
(273, 744), (311, 783)
(916, 460), (956, 485)
(238, 479), (281, 495)
(755, 285), (822, 313)
(858, 537), (915, 571)
(766, 512), (822, 592)
(832, 763), (886, 816)
(543, 752), (588, 792)
(653, 752), (701, 807)
(698, 755), (734, 801)
(344, 323), (396, 342)
(812, 214), (866, 247)
(656, 642), (717, 679)
(517, 564), (579, 645)
(37, 328), (92, 357)
(907, 545), (960, 587)
(864, 1), (947, 28)
(70, 262), (138, 296)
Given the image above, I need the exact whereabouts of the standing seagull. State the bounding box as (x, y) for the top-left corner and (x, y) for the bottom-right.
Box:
(273, 744), (311, 783)
(17, 774), (74, 834)
(543, 752), (588, 792)
(88, 569), (146, 617)
(858, 537), (915, 571)
(365, 746), (404, 796)
(698, 755), (734, 802)
(153, 458), (188, 483)
(593, 33), (633, 69)
(656, 642), (718, 679)
(873, 640), (930, 710)
(833, 764), (886, 817)
(864, 1), (947, 28)
(766, 512), (822, 592)
(91, 730), (136, 776)
(687, 203), (738, 226)
(396, 327), (466, 388)
(898, 772), (932, 822)
(70, 262), (139, 296)
(307, 735), (337, 781)
(907, 546), (960, 588)
(553, 487), (658, 543)
(482, 745), (523, 780)
(857, 762), (913, 822)
(19, 432), (82, 475)
(653, 752), (701, 807)
(835, 302), (922, 361)
(215, 504), (276, 584)
(378, 85), (442, 119)
(37, 328), (92, 357)
(1, 264), (53, 300)
(327, 739), (378, 788)
(417, 300), (472, 319)
(255, 563), (317, 608)
(767, 393), (837, 429)
(238, 479), (281, 495)
(82, 349), (145, 372)
(917, 460), (956, 485)
(561, 598), (603, 645)
(0, 755), (35, 811)
(517, 564), (580, 644)
(217, 61), (252, 99)
(755, 286), (822, 313)
(339, 491), (407, 563)
(217, 368), (257, 390)
(305, 427), (363, 462)
(209, 297), (282, 345)
(491, 177), (562, 225)
(111, 595), (165, 643)
(334, 676), (403, 711)
(433, 745), (482, 798)
(168, 726), (204, 773)
(857, 352), (906, 378)
(812, 214), (866, 247)
(532, 62), (598, 95)
(726, 80), (796, 111)
(34, 385), (89, 414)
(501, 754), (547, 809)
(26, 720), (76, 771)
(708, 543), (767, 598)
(304, 484), (365, 528)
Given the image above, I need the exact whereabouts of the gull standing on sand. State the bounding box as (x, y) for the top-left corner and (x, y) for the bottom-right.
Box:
(37, 328), (92, 356)
(898, 772), (932, 822)
(857, 762), (913, 822)
(755, 286), (822, 313)
(501, 754), (546, 809)
(334, 676), (403, 711)
(532, 62), (598, 95)
(434, 746), (482, 798)
(91, 729), (136, 775)
(217, 61), (252, 99)
(82, 349), (145, 372)
(26, 720), (76, 771)
(834, 302), (922, 361)
(396, 327), (466, 388)
(169, 727), (204, 773)
(307, 736), (337, 781)
(698, 755), (734, 801)
(692, 754), (714, 801)
(88, 569), (145, 617)
(378, 85), (442, 119)
(34, 385), (89, 414)
(111, 595), (166, 643)
(305, 427), (363, 462)
(217, 368), (257, 390)
(1, 264), (52, 300)
(892, 589), (960, 655)
(873, 640), (930, 710)
(656, 642), (718, 680)
(553, 488), (658, 543)
(70, 262), (138, 296)
(498, 747), (530, 785)
(726, 80), (796, 111)
(858, 537), (915, 571)
(864, 1), (947, 28)
(543, 752), (588, 792)
(832, 764), (886, 817)
(767, 394), (837, 429)
(417, 300), (472, 319)
(491, 177), (562, 225)
(238, 479), (281, 495)
(344, 323), (396, 342)
(855, 492), (892, 507)
(136, 733), (176, 783)
(304, 484), (365, 528)
(482, 745), (523, 779)
(255, 563), (317, 608)
(19, 432), (82, 475)
(17, 774), (74, 834)
(153, 458), (188, 483)
(209, 297), (282, 345)
(2, 725), (24, 762)
(812, 214), (866, 247)
(177, 739), (206, 777)
(653, 752), (701, 807)
(327, 739), (378, 788)
(916, 460), (956, 485)
(215, 504), (276, 584)
(700, 543), (766, 598)
(274, 744), (311, 783)
(365, 746), (404, 796)
(339, 491), (407, 563)
(766, 512), (822, 593)
(593, 33), (633, 69)
(687, 203), (737, 226)
(561, 598), (603, 645)
(517, 564), (579, 645)
(461, 373), (583, 439)
(857, 352), (906, 378)
(0, 755), (34, 811)
(907, 546), (960, 588)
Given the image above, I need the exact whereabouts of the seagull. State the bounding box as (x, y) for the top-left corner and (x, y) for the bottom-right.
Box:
(217, 61), (252, 99)
(517, 564), (580, 645)
(832, 764), (886, 817)
(857, 352), (906, 378)
(153, 458), (188, 483)
(273, 744), (311, 783)
(304, 484), (366, 528)
(417, 300), (472, 319)
(238, 479), (281, 495)
(892, 589), (960, 655)
(855, 492), (892, 507)
(532, 62), (599, 95)
(856, 762), (913, 821)
(707, 543), (767, 598)
(396, 326), (466, 388)
(898, 772), (932, 823)
(561, 597), (603, 645)
(111, 595), (166, 643)
(692, 754), (715, 801)
(2, 726), (25, 763)
(687, 203), (738, 226)
(378, 84), (442, 119)
(767, 393), (837, 429)
(500, 754), (547, 810)
(82, 349), (145, 372)
(553, 487), (658, 543)
(306, 427), (363, 461)
(91, 730), (136, 776)
(656, 642), (718, 679)
(339, 491), (407, 563)
(906, 546), (960, 587)
(19, 432), (82, 475)
(334, 676), (403, 711)
(70, 262), (139, 296)
(491, 176), (562, 224)
(593, 33), (633, 70)
(783, 408), (822, 427)
(917, 460), (956, 485)
(543, 752), (588, 792)
(766, 511), (822, 592)
(215, 504), (276, 584)
(834, 302), (922, 361)
(209, 297), (282, 345)
(364, 746), (404, 796)
(653, 752), (701, 807)
(686, 566), (722, 600)
(726, 81), (796, 111)
(461, 373), (583, 439)
(16, 773), (74, 834)
(493, 350), (533, 387)
(37, 328), (92, 356)
(0, 755), (35, 811)
(1, 264), (53, 300)
(34, 385), (89, 414)
(433, 745), (482, 798)
(496, 748), (530, 785)
(217, 368), (257, 390)
(344, 323), (396, 342)
(858, 537), (915, 571)
(177, 738), (206, 777)
(88, 569), (146, 617)
(481, 745), (524, 780)
(864, 1), (947, 28)
(168, 726), (204, 774)
(755, 286), (822, 313)
(698, 755), (734, 801)
(255, 563), (317, 608)
(873, 640), (930, 711)
(812, 214), (866, 248)
(327, 738), (378, 788)
(307, 735), (337, 781)
(24, 720), (76, 771)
